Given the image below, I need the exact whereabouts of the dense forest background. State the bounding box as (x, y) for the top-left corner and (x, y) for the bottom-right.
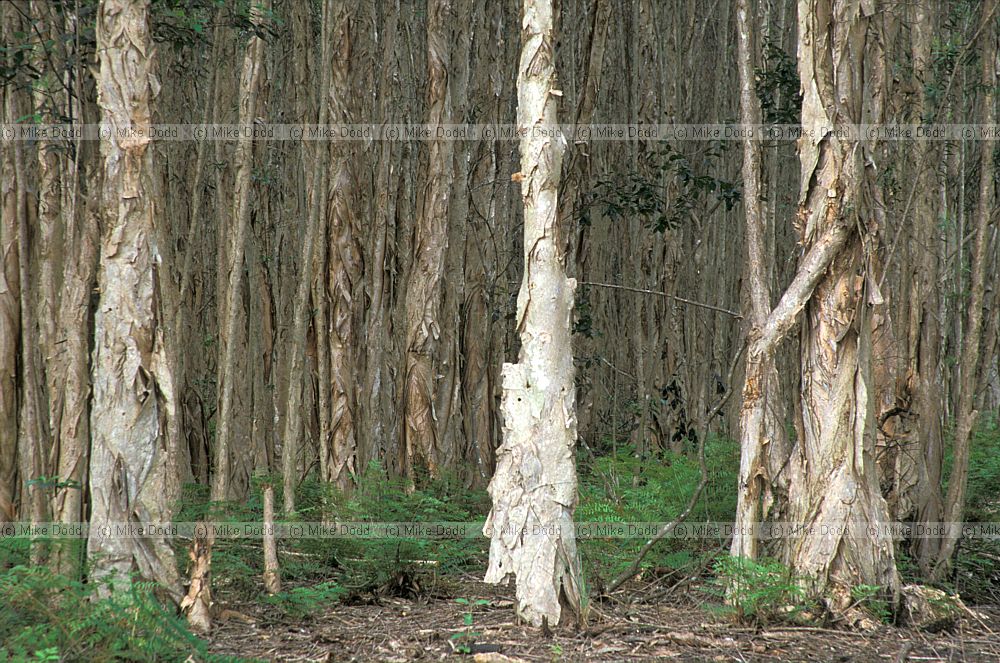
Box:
(2, 0), (1000, 659)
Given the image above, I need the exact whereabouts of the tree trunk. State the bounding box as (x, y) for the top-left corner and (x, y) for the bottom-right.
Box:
(402, 0), (454, 480)
(88, 0), (180, 601)
(48, 22), (100, 576)
(282, 0), (334, 513)
(321, 2), (360, 490)
(484, 0), (586, 628)
(784, 0), (898, 613)
(0, 4), (22, 525)
(214, 0), (269, 502)
(901, 0), (945, 574)
(731, 0), (789, 561)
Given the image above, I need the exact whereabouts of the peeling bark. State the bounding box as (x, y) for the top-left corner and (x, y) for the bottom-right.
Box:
(402, 0), (454, 480)
(49, 26), (100, 576)
(214, 0), (269, 502)
(262, 484), (281, 593)
(322, 3), (360, 490)
(784, 0), (899, 613)
(484, 0), (586, 628)
(732, 0), (789, 560)
(283, 0), (334, 513)
(89, 0), (180, 601)
(180, 522), (214, 633)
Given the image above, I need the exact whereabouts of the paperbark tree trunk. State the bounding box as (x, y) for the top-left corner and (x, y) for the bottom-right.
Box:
(402, 0), (454, 480)
(784, 0), (899, 612)
(731, 0), (789, 560)
(902, 0), (945, 574)
(320, 2), (360, 490)
(49, 92), (100, 579)
(88, 0), (180, 601)
(282, 0), (334, 513)
(484, 0), (586, 628)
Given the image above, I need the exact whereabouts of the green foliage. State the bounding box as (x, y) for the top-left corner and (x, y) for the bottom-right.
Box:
(263, 581), (345, 620)
(322, 462), (488, 592)
(174, 463), (488, 603)
(1, 4), (97, 97)
(572, 291), (598, 339)
(173, 482), (265, 598)
(0, 536), (31, 569)
(950, 416), (1000, 603)
(0, 565), (234, 662)
(577, 144), (740, 233)
(24, 476), (82, 491)
(153, 0), (218, 49)
(450, 598), (489, 654)
(962, 413), (1000, 522)
(850, 584), (892, 624)
(754, 39), (801, 124)
(576, 436), (739, 584)
(710, 556), (807, 624)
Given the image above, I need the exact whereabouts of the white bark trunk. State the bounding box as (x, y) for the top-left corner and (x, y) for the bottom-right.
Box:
(484, 0), (586, 628)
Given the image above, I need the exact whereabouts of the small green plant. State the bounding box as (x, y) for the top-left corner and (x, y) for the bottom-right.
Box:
(711, 556), (807, 624)
(577, 144), (739, 233)
(450, 598), (489, 654)
(850, 584), (892, 624)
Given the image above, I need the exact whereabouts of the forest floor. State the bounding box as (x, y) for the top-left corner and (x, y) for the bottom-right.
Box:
(207, 574), (1000, 662)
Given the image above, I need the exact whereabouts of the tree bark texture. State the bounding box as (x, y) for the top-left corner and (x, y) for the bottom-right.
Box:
(88, 0), (180, 601)
(484, 0), (586, 628)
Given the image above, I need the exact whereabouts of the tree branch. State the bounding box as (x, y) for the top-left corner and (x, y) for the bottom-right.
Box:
(579, 281), (743, 319)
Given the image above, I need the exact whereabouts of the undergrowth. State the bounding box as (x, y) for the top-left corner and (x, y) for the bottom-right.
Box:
(951, 414), (1000, 603)
(0, 565), (237, 662)
(174, 461), (491, 606)
(708, 556), (808, 624)
(576, 435), (739, 586)
(168, 438), (740, 612)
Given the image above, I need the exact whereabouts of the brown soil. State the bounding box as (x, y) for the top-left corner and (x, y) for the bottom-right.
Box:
(207, 574), (1000, 662)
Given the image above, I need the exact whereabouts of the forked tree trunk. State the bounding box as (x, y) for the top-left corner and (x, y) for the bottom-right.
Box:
(484, 0), (586, 628)
(784, 0), (898, 612)
(88, 0), (180, 601)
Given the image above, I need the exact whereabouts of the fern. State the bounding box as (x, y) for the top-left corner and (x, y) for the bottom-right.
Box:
(576, 436), (739, 584)
(0, 565), (239, 662)
(710, 556), (809, 624)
